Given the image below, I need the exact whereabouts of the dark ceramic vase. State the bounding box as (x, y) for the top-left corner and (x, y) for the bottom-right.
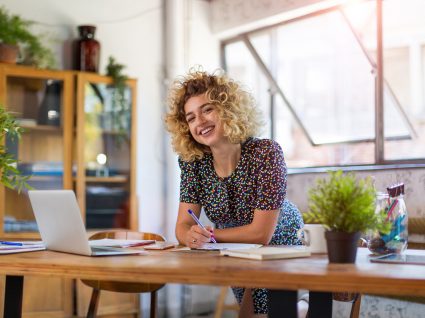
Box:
(75, 25), (100, 72)
(325, 231), (361, 263)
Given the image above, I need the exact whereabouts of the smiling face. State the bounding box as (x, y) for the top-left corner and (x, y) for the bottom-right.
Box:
(184, 94), (226, 149)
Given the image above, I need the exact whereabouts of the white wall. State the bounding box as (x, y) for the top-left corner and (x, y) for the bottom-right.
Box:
(163, 0), (221, 244)
(0, 0), (165, 235)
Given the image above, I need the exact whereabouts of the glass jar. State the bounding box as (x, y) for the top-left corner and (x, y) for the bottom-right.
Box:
(75, 25), (100, 72)
(367, 184), (408, 255)
(385, 184), (408, 254)
(366, 192), (389, 254)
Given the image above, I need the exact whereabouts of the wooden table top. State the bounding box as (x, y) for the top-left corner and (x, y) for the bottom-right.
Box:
(0, 248), (424, 297)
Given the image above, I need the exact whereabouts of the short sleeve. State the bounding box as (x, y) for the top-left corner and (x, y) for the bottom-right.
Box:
(178, 158), (200, 204)
(254, 141), (287, 210)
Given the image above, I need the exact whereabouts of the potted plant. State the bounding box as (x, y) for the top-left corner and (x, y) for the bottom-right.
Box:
(0, 6), (55, 68)
(304, 170), (390, 263)
(0, 105), (31, 192)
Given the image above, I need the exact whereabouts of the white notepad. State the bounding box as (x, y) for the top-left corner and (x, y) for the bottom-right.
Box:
(220, 246), (311, 260)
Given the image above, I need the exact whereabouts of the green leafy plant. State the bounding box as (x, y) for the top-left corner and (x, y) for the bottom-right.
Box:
(0, 105), (31, 192)
(105, 56), (130, 144)
(304, 170), (391, 234)
(0, 6), (55, 69)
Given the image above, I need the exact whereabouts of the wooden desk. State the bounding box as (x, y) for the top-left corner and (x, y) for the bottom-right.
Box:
(1, 248), (425, 318)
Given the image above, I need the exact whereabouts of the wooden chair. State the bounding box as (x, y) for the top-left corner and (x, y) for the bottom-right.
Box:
(214, 286), (239, 318)
(81, 231), (165, 318)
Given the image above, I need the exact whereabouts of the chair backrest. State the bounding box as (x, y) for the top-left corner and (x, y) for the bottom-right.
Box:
(89, 230), (165, 242)
(82, 230), (166, 293)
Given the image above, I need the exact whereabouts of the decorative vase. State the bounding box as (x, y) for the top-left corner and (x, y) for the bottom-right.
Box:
(0, 43), (19, 64)
(325, 231), (361, 263)
(38, 80), (62, 126)
(75, 25), (100, 72)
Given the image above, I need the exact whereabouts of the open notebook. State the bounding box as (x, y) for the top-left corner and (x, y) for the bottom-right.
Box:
(195, 243), (262, 251)
(220, 246), (311, 260)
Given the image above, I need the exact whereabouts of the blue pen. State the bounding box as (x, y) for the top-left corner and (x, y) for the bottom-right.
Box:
(0, 241), (23, 246)
(188, 209), (217, 243)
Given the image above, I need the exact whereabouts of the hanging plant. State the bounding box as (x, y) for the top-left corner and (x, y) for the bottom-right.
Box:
(105, 56), (130, 145)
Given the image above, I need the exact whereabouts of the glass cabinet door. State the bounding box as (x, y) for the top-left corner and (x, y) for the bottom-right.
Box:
(0, 65), (73, 238)
(75, 73), (137, 230)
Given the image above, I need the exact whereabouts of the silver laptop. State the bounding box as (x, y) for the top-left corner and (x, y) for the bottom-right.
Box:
(28, 190), (141, 256)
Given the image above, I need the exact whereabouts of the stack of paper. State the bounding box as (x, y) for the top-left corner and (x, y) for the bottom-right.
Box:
(89, 238), (155, 248)
(143, 242), (177, 250)
(0, 241), (45, 254)
(196, 243), (262, 251)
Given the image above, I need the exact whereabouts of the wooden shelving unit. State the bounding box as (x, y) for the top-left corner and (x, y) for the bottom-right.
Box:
(0, 63), (139, 318)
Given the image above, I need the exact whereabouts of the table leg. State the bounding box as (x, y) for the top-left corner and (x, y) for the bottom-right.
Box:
(308, 291), (333, 318)
(4, 275), (23, 318)
(269, 290), (333, 318)
(269, 290), (298, 318)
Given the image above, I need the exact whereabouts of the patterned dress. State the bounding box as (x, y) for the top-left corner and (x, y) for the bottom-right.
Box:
(179, 138), (303, 314)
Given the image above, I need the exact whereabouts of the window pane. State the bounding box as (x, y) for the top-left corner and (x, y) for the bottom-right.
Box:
(223, 0), (425, 166)
(274, 95), (375, 167)
(275, 10), (376, 144)
(381, 1), (425, 160)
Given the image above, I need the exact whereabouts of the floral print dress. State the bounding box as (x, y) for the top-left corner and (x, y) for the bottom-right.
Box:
(179, 138), (303, 314)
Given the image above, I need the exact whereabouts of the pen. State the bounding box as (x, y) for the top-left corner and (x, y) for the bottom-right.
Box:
(0, 241), (23, 246)
(187, 209), (217, 243)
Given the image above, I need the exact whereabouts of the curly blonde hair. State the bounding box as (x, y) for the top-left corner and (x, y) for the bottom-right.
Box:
(164, 68), (263, 162)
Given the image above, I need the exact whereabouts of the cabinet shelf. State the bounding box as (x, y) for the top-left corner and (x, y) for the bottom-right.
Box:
(24, 175), (63, 181)
(101, 130), (130, 136)
(19, 123), (62, 132)
(74, 175), (128, 183)
(0, 232), (40, 240)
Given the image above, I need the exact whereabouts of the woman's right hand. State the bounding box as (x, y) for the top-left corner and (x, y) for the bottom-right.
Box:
(186, 225), (214, 248)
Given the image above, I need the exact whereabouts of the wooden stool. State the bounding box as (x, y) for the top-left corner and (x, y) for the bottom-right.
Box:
(214, 286), (239, 318)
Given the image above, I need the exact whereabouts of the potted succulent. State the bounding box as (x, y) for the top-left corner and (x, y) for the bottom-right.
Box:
(304, 170), (390, 263)
(0, 105), (31, 192)
(0, 6), (55, 68)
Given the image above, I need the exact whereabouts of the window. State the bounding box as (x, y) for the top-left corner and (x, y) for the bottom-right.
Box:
(222, 0), (425, 167)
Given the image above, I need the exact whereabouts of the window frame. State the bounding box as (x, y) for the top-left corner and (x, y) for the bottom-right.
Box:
(220, 0), (425, 167)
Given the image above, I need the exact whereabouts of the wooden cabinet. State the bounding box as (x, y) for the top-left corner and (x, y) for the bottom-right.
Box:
(0, 64), (74, 240)
(75, 72), (138, 231)
(0, 63), (139, 317)
(0, 64), (138, 237)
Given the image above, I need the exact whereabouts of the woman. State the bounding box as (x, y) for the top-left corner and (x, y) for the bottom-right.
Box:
(164, 68), (305, 317)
